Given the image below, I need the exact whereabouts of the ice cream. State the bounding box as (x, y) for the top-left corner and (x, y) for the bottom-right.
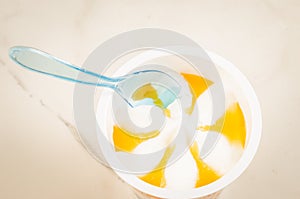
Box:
(98, 71), (247, 191)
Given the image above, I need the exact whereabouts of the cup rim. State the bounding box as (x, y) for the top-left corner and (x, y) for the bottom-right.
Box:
(112, 50), (262, 198)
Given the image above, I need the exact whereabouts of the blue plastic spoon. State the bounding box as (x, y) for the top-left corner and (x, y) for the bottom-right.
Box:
(9, 46), (180, 108)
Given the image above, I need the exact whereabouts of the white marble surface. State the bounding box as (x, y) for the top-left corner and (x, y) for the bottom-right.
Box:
(0, 0), (299, 198)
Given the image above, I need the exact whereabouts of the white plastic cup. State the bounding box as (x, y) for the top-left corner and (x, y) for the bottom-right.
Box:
(73, 49), (262, 199)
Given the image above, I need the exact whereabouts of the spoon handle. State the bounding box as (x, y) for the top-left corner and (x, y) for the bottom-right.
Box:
(9, 46), (119, 89)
